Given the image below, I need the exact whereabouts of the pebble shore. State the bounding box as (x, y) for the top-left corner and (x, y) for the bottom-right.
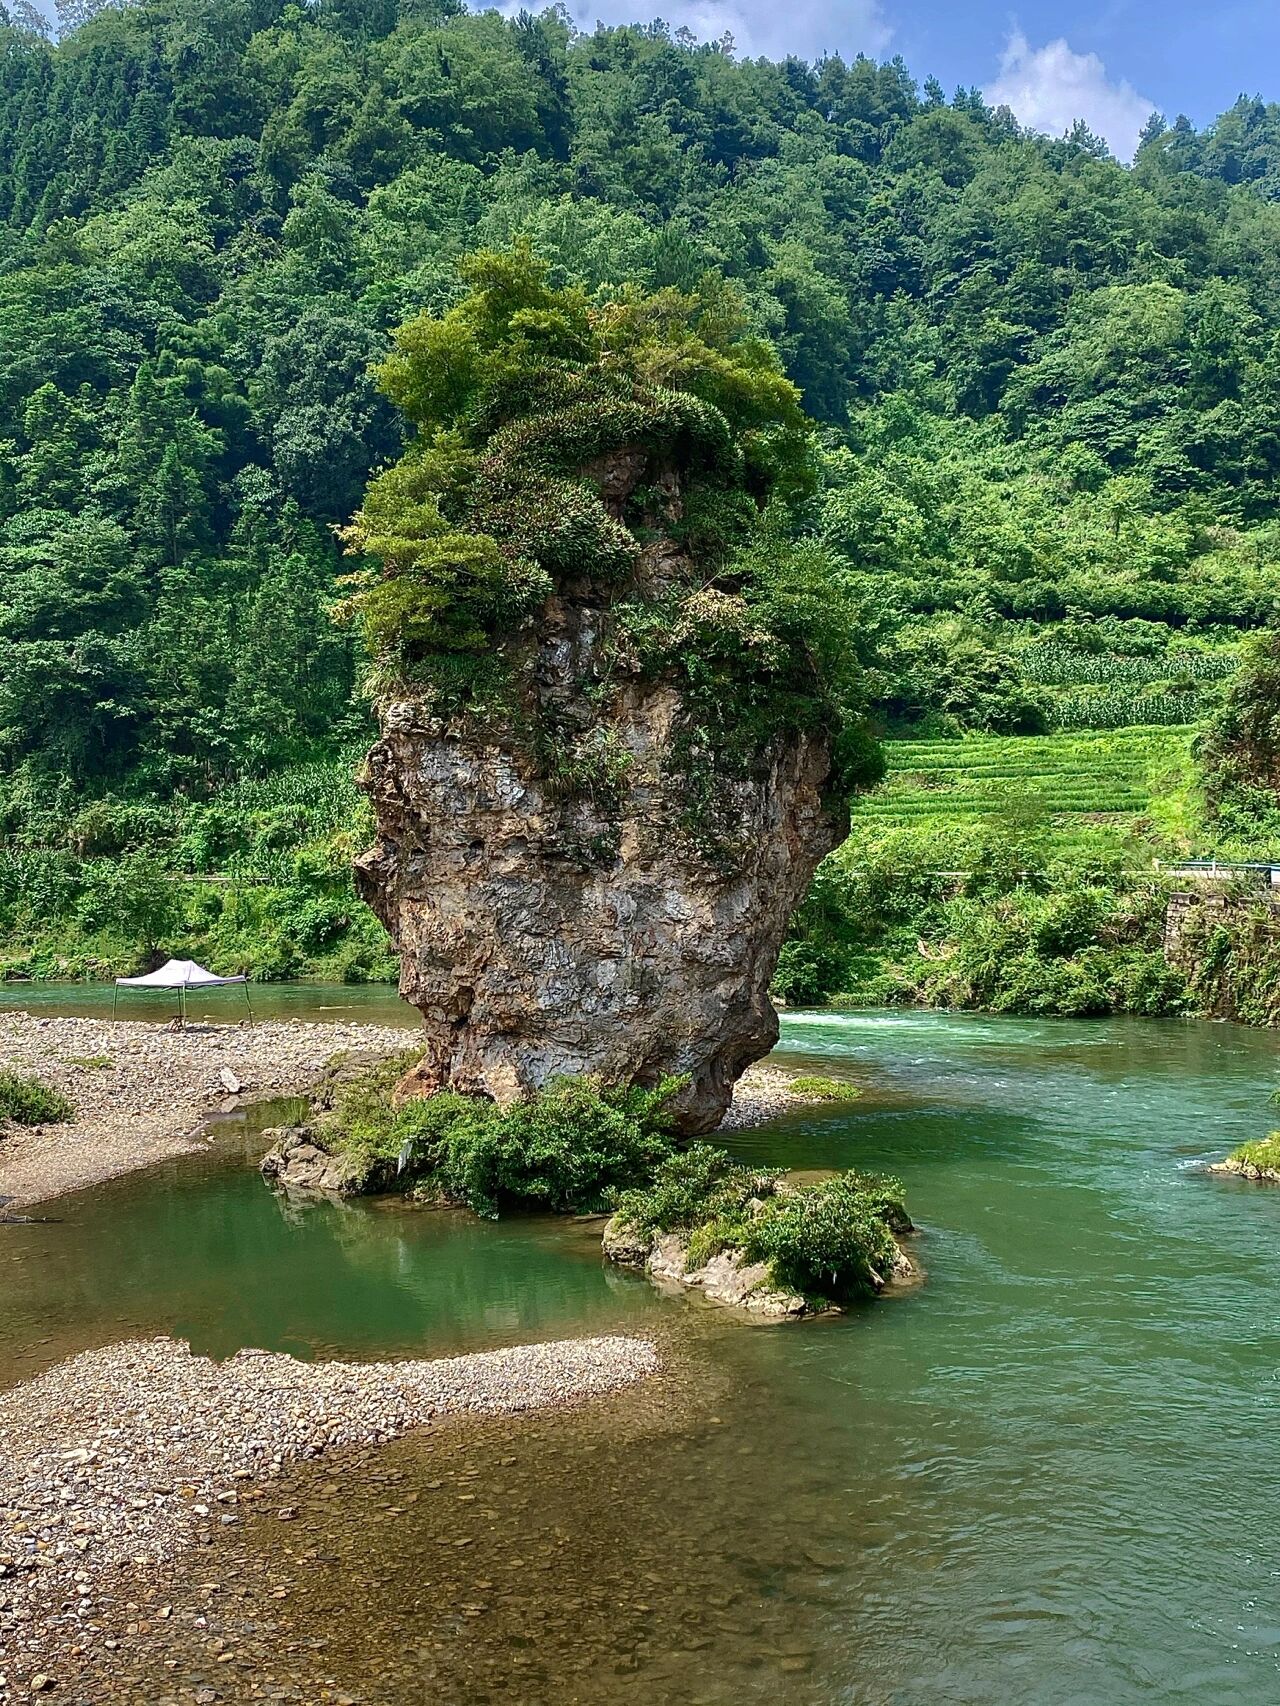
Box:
(0, 1014), (837, 1698)
(719, 1065), (818, 1129)
(0, 1013), (412, 1208)
(0, 1334), (659, 1698)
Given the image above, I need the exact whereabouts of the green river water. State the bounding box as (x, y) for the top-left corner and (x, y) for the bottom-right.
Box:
(2, 996), (1279, 1702)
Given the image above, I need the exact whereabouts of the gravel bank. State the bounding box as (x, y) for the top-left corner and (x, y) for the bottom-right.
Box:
(0, 1014), (414, 1209)
(0, 1017), (829, 1209)
(0, 1334), (659, 1697)
(719, 1065), (820, 1130)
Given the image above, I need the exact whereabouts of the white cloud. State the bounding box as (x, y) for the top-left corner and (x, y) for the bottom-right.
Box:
(494, 0), (892, 64)
(986, 30), (1156, 161)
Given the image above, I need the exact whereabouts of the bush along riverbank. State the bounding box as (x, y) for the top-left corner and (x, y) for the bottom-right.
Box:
(261, 1055), (913, 1320)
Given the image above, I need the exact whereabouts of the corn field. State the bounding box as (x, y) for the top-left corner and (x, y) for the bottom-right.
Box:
(1050, 690), (1204, 730)
(1018, 644), (1238, 687)
(220, 750), (367, 836)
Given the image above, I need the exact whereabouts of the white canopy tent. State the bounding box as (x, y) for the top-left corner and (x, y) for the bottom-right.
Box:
(114, 958), (254, 1024)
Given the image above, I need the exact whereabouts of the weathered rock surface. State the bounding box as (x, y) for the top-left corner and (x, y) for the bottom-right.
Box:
(259, 1125), (354, 1195)
(602, 1216), (812, 1316)
(357, 447), (846, 1134)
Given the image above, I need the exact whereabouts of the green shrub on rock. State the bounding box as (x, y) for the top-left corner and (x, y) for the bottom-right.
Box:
(610, 1144), (911, 1304)
(308, 1058), (912, 1303)
(610, 1144), (781, 1237)
(744, 1174), (904, 1301)
(319, 1060), (683, 1218)
(423, 1076), (681, 1218)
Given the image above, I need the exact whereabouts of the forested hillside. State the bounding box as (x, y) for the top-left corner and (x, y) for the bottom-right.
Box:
(3, 0), (1280, 990)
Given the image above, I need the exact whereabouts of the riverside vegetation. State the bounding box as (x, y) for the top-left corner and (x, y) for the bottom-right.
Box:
(265, 1053), (912, 1311)
(4, 0), (1280, 1015)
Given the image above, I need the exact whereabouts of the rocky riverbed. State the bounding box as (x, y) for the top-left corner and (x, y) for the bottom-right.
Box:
(0, 1014), (412, 1208)
(0, 1334), (659, 1699)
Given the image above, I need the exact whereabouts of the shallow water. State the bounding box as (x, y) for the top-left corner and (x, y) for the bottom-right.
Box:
(5, 1007), (1280, 1703)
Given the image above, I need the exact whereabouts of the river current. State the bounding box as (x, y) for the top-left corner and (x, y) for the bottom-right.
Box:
(2, 997), (1278, 1702)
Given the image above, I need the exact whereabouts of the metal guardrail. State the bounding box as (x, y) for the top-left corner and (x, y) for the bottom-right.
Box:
(1157, 860), (1280, 882)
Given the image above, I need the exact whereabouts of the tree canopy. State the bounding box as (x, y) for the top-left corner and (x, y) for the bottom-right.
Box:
(5, 0), (1280, 974)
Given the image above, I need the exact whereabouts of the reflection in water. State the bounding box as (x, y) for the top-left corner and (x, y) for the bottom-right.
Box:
(6, 1009), (1280, 1703)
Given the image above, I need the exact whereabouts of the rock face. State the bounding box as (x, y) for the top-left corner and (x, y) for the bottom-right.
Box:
(260, 1126), (353, 1196)
(356, 456), (846, 1135)
(602, 1215), (813, 1317)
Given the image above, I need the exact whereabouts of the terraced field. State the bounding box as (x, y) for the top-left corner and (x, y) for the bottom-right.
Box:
(855, 726), (1197, 826)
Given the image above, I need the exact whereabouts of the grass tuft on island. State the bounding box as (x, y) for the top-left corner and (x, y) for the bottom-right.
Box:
(1219, 1133), (1280, 1179)
(786, 1074), (862, 1104)
(0, 1067), (74, 1128)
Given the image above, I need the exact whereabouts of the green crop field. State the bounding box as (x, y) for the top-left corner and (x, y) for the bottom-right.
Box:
(855, 727), (1198, 831)
(1017, 645), (1238, 688)
(1010, 643), (1238, 732)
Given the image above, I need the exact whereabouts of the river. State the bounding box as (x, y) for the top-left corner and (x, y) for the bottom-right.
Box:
(2, 999), (1278, 1702)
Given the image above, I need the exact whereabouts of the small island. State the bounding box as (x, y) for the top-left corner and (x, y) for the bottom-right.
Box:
(1209, 1134), (1280, 1182)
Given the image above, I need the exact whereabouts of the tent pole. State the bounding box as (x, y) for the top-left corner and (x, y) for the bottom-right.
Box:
(112, 985), (118, 1019)
(243, 982), (255, 1028)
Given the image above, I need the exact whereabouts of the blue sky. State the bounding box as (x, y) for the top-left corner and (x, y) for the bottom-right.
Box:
(547, 0), (1280, 158)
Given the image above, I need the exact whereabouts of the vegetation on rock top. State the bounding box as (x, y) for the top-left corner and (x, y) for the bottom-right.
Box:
(343, 244), (880, 844)
(610, 1144), (911, 1303)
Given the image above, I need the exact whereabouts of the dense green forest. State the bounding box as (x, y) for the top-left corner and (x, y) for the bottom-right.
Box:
(3, 0), (1280, 1004)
